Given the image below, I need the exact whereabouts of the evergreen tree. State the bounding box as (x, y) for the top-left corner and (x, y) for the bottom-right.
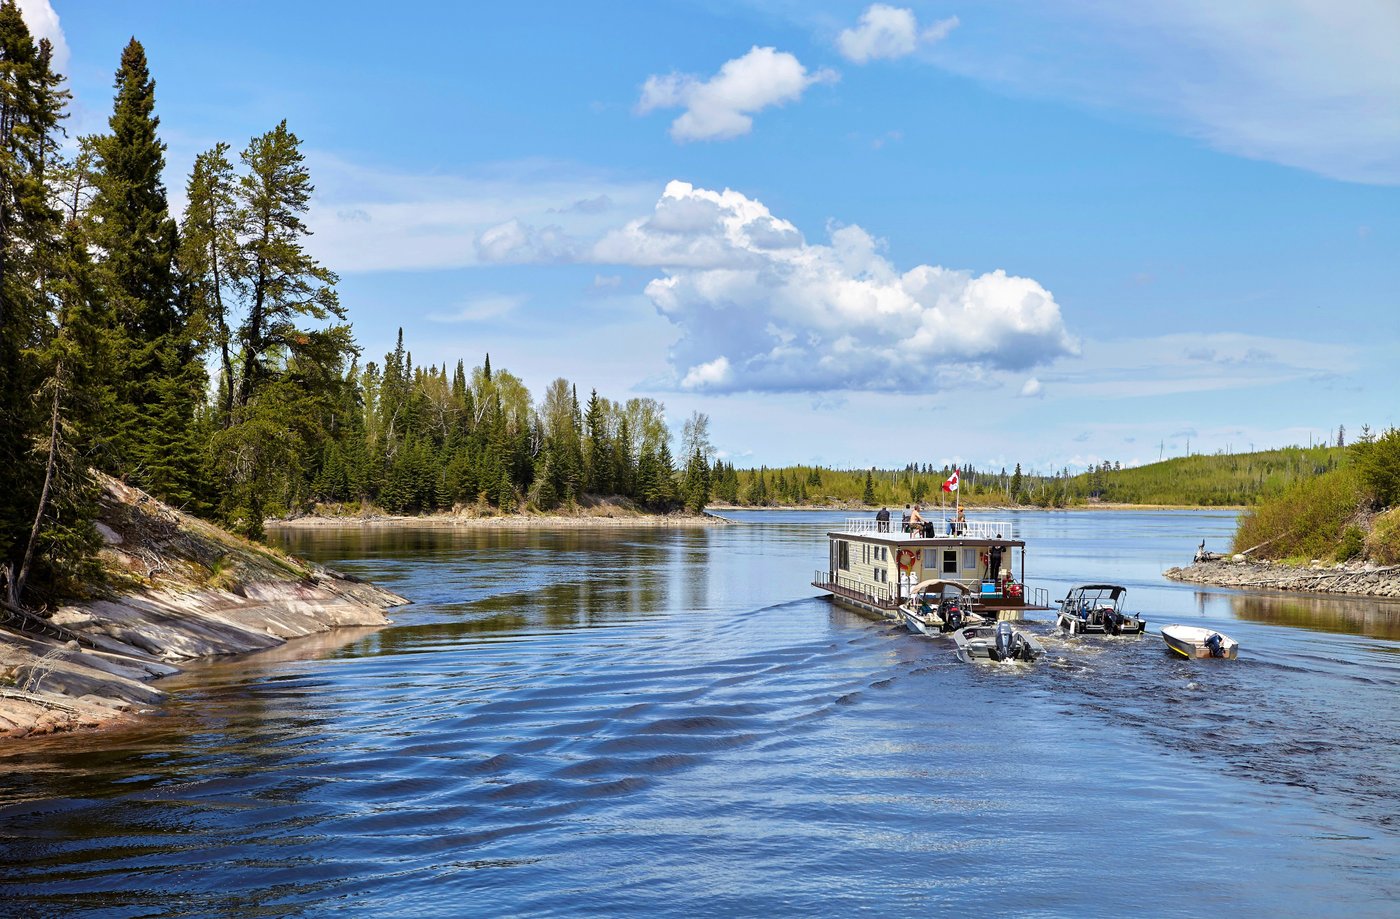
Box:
(0, 8), (83, 604)
(682, 447), (710, 513)
(212, 121), (354, 533)
(1010, 463), (1024, 502)
(89, 38), (202, 504)
(863, 469), (875, 505)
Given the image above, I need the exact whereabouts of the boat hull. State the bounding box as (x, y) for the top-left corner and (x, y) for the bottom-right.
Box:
(1160, 625), (1238, 659)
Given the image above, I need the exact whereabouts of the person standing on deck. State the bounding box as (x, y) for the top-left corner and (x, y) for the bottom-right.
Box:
(876, 507), (890, 532)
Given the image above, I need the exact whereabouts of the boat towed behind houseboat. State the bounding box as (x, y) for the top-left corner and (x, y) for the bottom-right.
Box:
(900, 579), (988, 636)
(813, 514), (1052, 620)
(1055, 583), (1147, 635)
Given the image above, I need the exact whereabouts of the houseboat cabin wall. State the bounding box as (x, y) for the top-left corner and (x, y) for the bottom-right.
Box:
(829, 534), (1021, 599)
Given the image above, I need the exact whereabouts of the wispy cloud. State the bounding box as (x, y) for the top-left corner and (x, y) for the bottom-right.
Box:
(426, 294), (526, 324)
(926, 0), (1400, 184)
(301, 155), (657, 272)
(637, 46), (837, 142)
(837, 5), (958, 63)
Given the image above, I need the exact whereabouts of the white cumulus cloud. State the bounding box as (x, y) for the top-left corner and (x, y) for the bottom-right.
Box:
(637, 46), (838, 142)
(1019, 377), (1043, 398)
(16, 0), (67, 71)
(838, 5), (959, 63)
(595, 181), (1078, 394)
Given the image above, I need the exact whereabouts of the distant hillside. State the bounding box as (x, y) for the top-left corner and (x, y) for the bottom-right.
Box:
(1064, 445), (1347, 507)
(715, 445), (1347, 509)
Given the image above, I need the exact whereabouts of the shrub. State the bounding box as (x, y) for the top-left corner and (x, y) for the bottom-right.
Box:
(1366, 508), (1400, 565)
(1337, 525), (1365, 561)
(1233, 467), (1363, 560)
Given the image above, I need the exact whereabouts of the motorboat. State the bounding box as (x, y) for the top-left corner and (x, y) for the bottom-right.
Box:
(899, 579), (988, 636)
(1056, 584), (1146, 635)
(952, 621), (1045, 663)
(1160, 624), (1238, 659)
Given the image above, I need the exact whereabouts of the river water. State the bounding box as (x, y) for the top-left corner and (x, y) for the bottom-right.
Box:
(2, 509), (1398, 917)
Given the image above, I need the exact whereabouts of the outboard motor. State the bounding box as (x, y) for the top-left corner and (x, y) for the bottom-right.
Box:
(1205, 632), (1225, 658)
(993, 620), (1013, 661)
(942, 602), (963, 633)
(1103, 609), (1123, 635)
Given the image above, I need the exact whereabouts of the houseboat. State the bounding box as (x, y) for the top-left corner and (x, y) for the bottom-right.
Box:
(812, 513), (1052, 620)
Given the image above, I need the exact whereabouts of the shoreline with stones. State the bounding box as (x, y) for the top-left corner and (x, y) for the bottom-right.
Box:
(1163, 557), (1400, 599)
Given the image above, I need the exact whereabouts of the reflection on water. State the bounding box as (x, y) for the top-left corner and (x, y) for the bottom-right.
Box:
(1, 510), (1397, 917)
(1229, 592), (1400, 641)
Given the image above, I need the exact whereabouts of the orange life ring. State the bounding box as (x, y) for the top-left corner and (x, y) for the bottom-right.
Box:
(896, 548), (919, 574)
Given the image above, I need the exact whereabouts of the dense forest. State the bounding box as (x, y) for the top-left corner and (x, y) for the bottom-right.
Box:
(0, 11), (713, 608)
(713, 444), (1351, 510)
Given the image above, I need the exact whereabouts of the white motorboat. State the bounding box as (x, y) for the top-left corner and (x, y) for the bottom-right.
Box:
(1056, 584), (1147, 635)
(899, 579), (987, 637)
(1160, 624), (1238, 659)
(952, 621), (1045, 663)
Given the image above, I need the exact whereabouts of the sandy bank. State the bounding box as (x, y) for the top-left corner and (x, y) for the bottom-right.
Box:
(0, 476), (408, 742)
(1164, 558), (1400, 599)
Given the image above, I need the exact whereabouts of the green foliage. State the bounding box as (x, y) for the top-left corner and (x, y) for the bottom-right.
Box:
(1365, 508), (1400, 565)
(1232, 467), (1364, 561)
(1350, 427), (1400, 510)
(1337, 526), (1364, 562)
(88, 38), (204, 505)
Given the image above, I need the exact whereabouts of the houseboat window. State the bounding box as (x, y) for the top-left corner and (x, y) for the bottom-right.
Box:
(837, 541), (850, 571)
(963, 548), (976, 569)
(942, 550), (957, 574)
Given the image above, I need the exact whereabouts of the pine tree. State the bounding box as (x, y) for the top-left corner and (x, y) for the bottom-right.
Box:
(863, 469), (875, 505)
(209, 121), (354, 533)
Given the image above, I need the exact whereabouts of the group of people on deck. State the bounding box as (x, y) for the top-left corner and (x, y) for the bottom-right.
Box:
(875, 505), (966, 537)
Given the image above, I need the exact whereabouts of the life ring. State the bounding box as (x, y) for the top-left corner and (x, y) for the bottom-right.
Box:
(896, 548), (919, 573)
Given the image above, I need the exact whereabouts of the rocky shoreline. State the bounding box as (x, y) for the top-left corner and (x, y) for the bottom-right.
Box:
(1164, 557), (1400, 599)
(0, 476), (408, 742)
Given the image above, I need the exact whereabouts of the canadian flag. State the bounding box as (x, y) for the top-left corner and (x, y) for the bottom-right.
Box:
(942, 469), (960, 492)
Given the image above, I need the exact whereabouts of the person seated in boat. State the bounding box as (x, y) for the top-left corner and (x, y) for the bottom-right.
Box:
(875, 506), (890, 532)
(909, 505), (924, 534)
(901, 505), (911, 533)
(955, 507), (967, 535)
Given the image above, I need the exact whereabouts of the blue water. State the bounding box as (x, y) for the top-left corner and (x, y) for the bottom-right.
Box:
(1, 509), (1397, 917)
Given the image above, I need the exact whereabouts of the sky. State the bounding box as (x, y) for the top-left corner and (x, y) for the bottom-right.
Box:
(30, 0), (1400, 473)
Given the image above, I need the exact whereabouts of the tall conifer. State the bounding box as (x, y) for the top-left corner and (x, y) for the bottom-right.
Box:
(90, 38), (202, 504)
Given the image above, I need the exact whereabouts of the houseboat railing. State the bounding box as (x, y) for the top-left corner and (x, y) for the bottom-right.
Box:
(839, 518), (1016, 539)
(812, 569), (896, 608)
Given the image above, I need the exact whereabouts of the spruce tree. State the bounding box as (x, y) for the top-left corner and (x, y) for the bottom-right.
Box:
(90, 38), (202, 504)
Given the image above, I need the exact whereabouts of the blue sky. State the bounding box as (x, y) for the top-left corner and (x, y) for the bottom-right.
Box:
(32, 0), (1400, 472)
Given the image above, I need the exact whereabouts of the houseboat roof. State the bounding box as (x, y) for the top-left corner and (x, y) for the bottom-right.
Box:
(827, 518), (1024, 548)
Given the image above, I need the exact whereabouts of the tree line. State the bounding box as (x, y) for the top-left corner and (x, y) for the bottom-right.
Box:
(0, 11), (713, 608)
(713, 445), (1363, 510)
